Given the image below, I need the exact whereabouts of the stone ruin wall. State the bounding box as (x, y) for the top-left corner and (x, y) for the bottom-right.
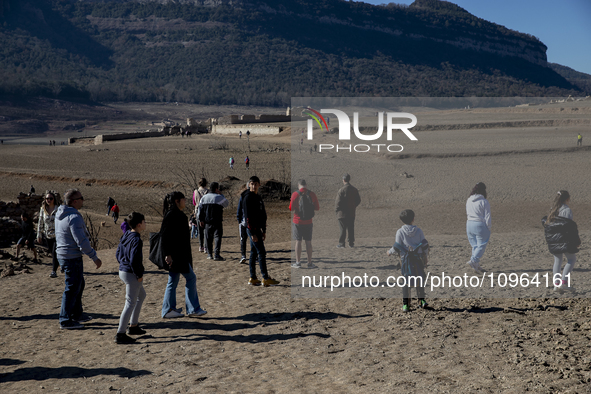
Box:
(216, 114), (294, 125)
(211, 124), (281, 135)
(0, 193), (54, 247)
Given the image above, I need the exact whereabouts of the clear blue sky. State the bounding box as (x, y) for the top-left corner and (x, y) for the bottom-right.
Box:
(358, 0), (591, 75)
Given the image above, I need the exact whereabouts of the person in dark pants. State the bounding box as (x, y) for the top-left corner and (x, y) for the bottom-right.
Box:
(111, 203), (120, 224)
(577, 133), (582, 146)
(55, 189), (102, 329)
(16, 212), (38, 263)
(243, 176), (280, 287)
(237, 184), (249, 264)
(335, 173), (361, 248)
(193, 178), (210, 253)
(198, 182), (229, 261)
(106, 197), (115, 216)
(37, 191), (61, 277)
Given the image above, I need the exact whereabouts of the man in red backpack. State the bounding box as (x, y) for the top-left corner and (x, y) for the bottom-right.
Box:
(289, 179), (319, 269)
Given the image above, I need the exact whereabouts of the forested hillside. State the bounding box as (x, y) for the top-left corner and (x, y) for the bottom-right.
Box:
(0, 0), (586, 105)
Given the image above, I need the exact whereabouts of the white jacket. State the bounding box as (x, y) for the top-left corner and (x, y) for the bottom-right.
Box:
(466, 194), (491, 230)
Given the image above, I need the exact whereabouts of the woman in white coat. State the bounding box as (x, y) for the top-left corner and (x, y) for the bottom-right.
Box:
(466, 182), (491, 274)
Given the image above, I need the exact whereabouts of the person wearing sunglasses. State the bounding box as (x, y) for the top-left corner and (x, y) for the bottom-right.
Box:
(55, 189), (102, 330)
(37, 191), (61, 278)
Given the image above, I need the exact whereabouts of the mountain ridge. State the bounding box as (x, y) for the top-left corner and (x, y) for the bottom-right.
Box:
(0, 0), (586, 105)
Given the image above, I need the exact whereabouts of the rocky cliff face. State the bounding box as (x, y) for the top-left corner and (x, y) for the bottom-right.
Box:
(0, 0), (580, 103)
(81, 0), (245, 5)
(408, 0), (547, 65)
(85, 0), (548, 66)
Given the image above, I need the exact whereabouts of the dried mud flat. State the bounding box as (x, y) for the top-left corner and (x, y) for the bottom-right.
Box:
(1, 102), (591, 393)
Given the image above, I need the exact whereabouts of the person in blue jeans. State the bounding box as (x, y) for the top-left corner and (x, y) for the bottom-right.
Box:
(242, 176), (280, 287)
(465, 182), (491, 274)
(160, 191), (207, 319)
(55, 189), (102, 330)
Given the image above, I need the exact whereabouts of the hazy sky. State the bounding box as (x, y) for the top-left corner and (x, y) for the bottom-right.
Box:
(358, 0), (591, 75)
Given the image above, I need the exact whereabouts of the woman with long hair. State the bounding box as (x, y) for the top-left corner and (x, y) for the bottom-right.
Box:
(37, 191), (61, 277)
(466, 182), (491, 274)
(160, 191), (207, 318)
(542, 190), (581, 292)
(193, 178), (209, 253)
(115, 212), (147, 344)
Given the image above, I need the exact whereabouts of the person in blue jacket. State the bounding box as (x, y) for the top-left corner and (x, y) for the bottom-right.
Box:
(115, 212), (147, 344)
(55, 189), (102, 330)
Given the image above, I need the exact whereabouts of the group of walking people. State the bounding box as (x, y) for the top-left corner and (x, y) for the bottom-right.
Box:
(228, 156), (250, 170)
(42, 180), (281, 344)
(386, 182), (581, 312)
(289, 173), (362, 269)
(192, 177), (280, 286)
(22, 174), (582, 341)
(463, 182), (580, 292)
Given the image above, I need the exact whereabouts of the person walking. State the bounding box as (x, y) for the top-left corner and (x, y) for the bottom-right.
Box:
(239, 130), (242, 139)
(243, 176), (280, 287)
(335, 173), (361, 248)
(198, 182), (229, 261)
(388, 209), (430, 312)
(55, 189), (102, 329)
(115, 212), (147, 344)
(466, 182), (491, 274)
(542, 190), (581, 292)
(290, 179), (319, 269)
(577, 133), (583, 146)
(245, 156), (250, 170)
(189, 213), (198, 239)
(37, 191), (60, 277)
(106, 196), (115, 216)
(160, 191), (207, 319)
(246, 130), (250, 139)
(193, 178), (210, 253)
(29, 185), (35, 196)
(229, 157), (235, 170)
(111, 202), (120, 224)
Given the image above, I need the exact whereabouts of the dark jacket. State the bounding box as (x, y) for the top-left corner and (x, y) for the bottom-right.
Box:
(237, 189), (248, 225)
(542, 215), (581, 255)
(243, 190), (267, 234)
(116, 231), (144, 279)
(335, 183), (361, 219)
(161, 207), (192, 273)
(21, 220), (35, 242)
(198, 192), (229, 225)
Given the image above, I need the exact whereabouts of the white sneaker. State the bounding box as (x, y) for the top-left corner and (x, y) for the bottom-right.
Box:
(291, 261), (301, 268)
(188, 308), (207, 318)
(239, 257), (247, 264)
(163, 310), (184, 318)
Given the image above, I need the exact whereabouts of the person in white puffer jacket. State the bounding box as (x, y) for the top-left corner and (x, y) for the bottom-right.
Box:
(466, 182), (491, 274)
